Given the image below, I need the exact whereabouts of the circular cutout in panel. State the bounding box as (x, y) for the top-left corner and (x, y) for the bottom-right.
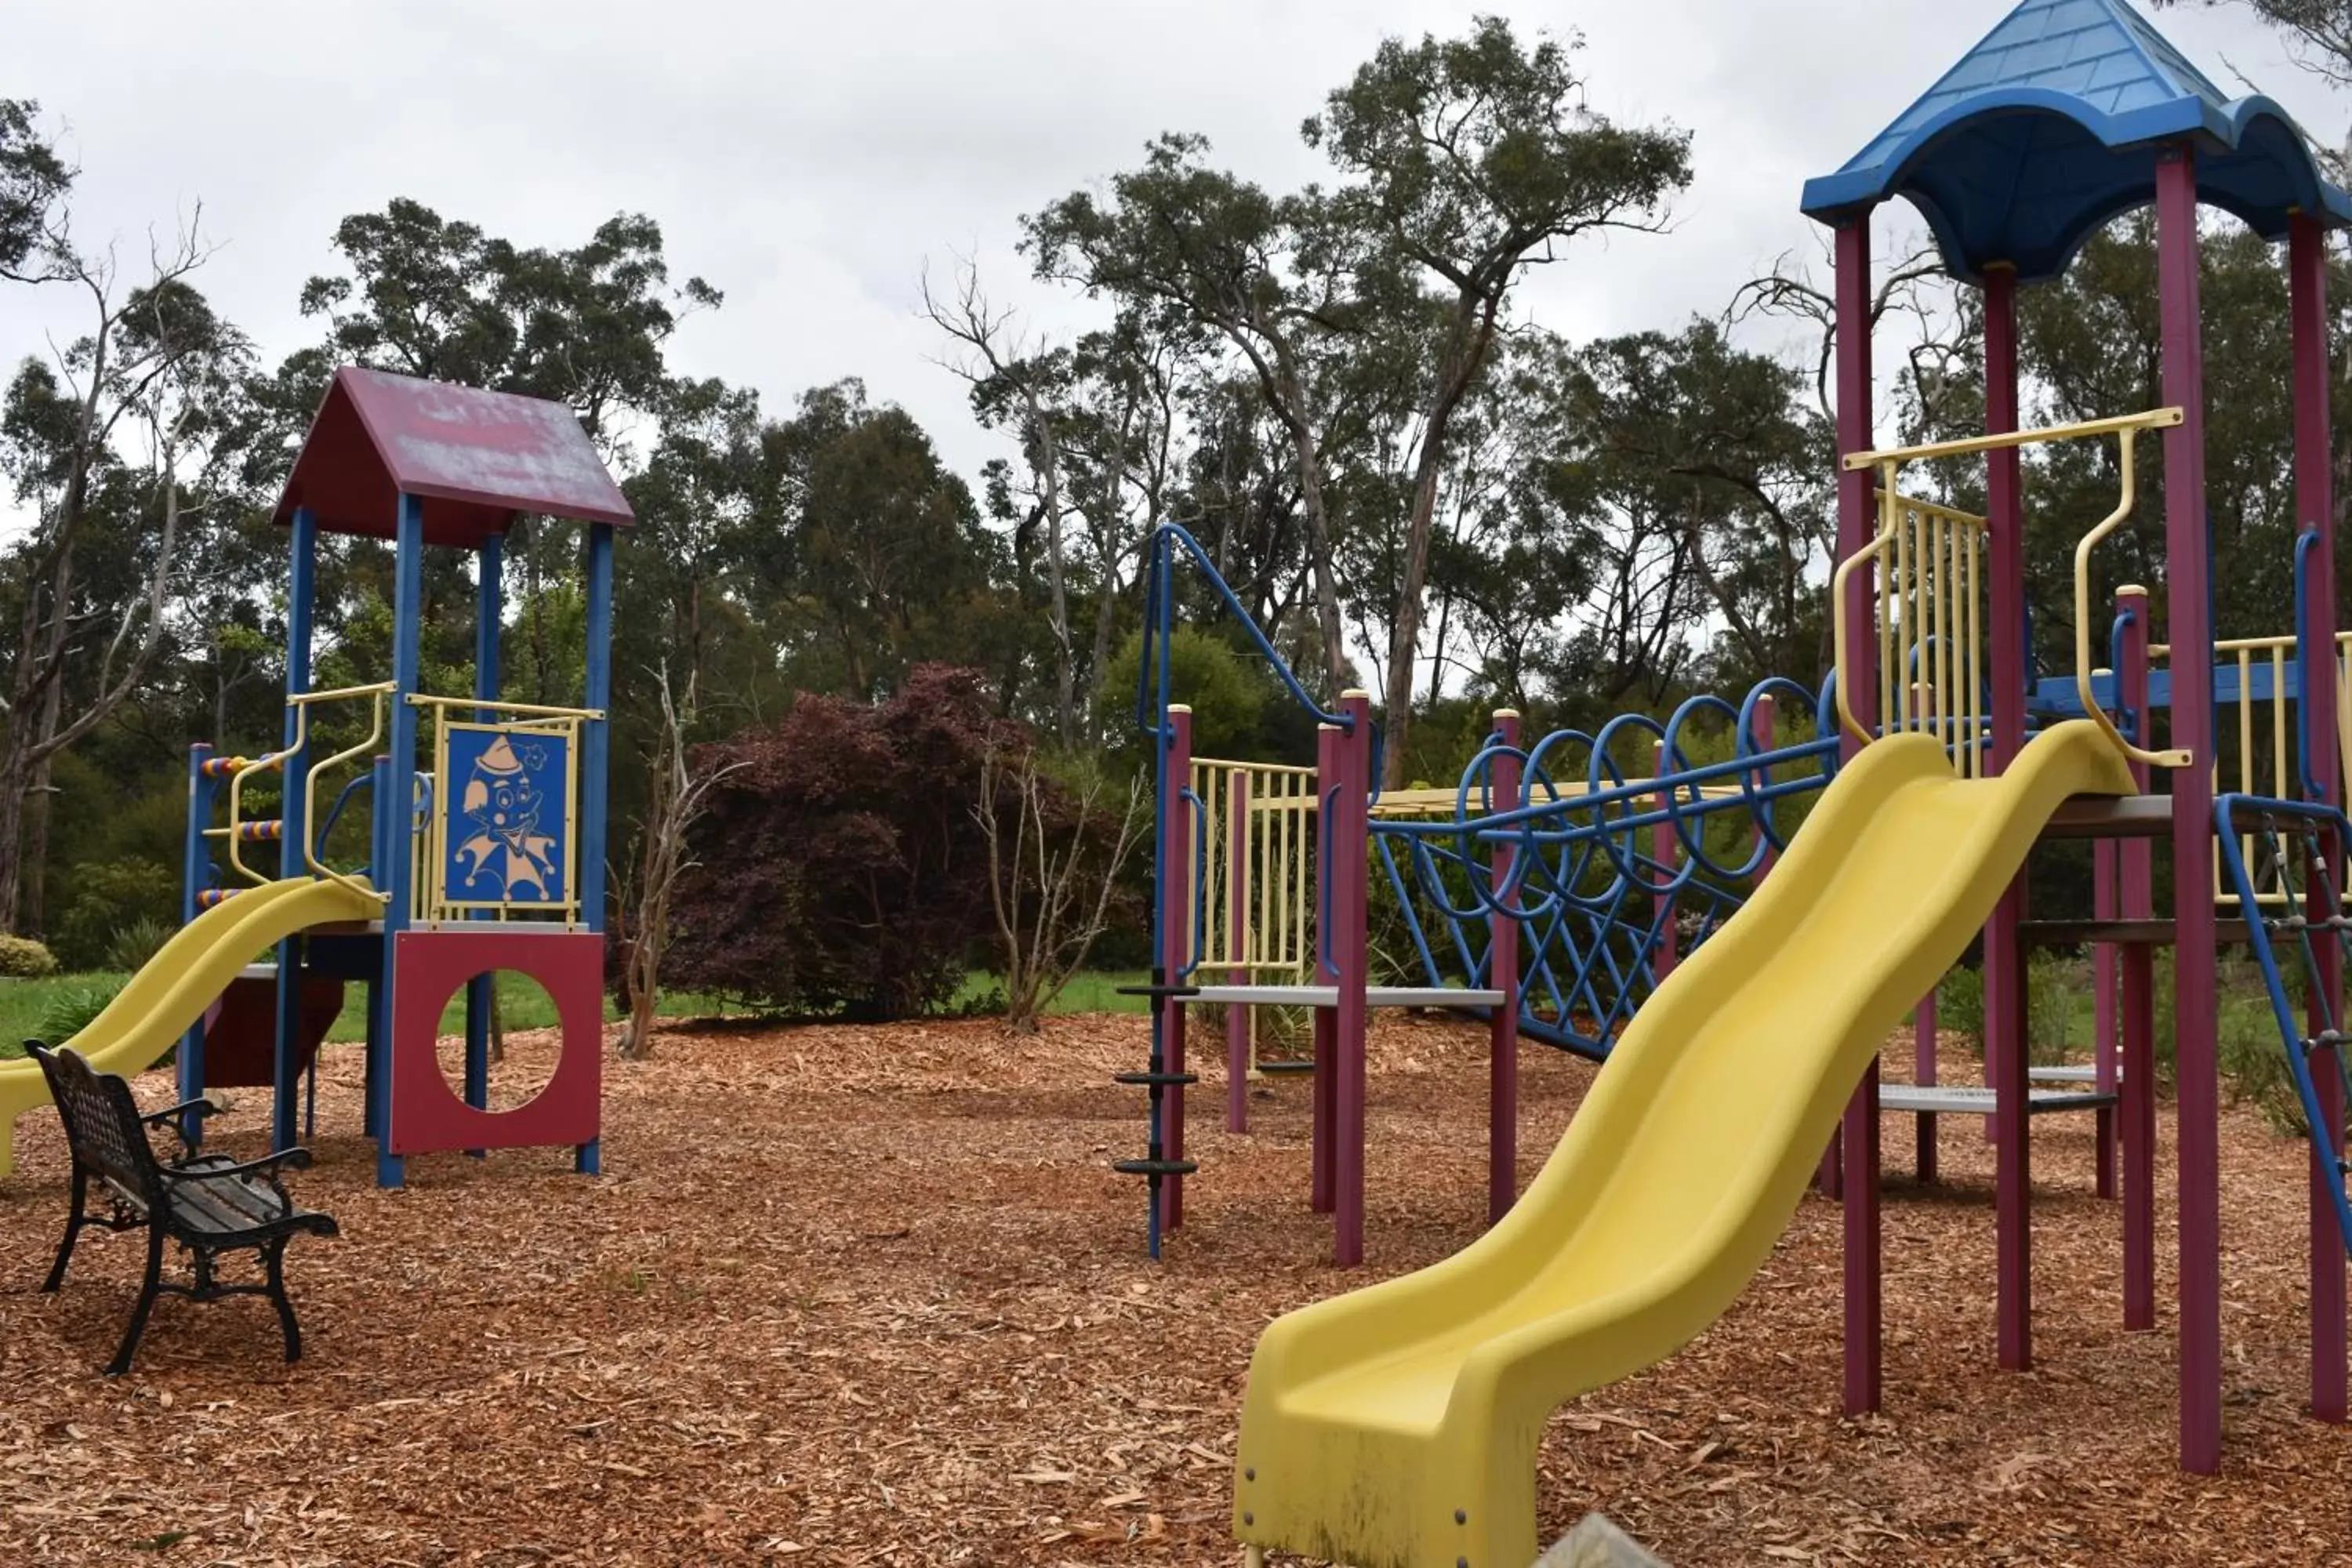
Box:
(431, 971), (564, 1114)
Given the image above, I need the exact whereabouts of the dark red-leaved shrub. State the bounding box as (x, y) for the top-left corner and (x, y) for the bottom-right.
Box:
(663, 666), (1030, 1021)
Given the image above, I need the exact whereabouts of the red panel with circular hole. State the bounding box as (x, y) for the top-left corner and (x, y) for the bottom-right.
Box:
(387, 929), (602, 1156)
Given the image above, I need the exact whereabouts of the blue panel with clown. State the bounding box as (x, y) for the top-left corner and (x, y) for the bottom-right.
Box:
(442, 725), (572, 908)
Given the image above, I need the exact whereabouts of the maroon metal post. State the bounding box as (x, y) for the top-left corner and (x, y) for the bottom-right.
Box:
(1160, 706), (1194, 1236)
(2157, 145), (2223, 1473)
(1332, 691), (1374, 1267)
(1652, 739), (1679, 980)
(1311, 724), (1338, 1215)
(2290, 211), (2347, 1425)
(1226, 771), (1253, 1135)
(2117, 584), (2158, 1332)
(2093, 838), (2118, 1199)
(1833, 214), (1881, 1414)
(1915, 687), (1940, 1187)
(1984, 261), (2035, 1373)
(1490, 710), (1523, 1225)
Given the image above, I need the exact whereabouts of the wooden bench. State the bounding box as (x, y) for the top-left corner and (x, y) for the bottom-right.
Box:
(30, 1042), (339, 1376)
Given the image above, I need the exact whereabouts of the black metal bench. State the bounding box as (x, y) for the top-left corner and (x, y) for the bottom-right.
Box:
(29, 1042), (339, 1375)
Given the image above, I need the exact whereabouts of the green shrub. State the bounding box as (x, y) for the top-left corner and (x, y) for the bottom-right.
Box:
(53, 859), (179, 972)
(1936, 963), (1985, 1049)
(38, 979), (123, 1045)
(0, 934), (58, 978)
(103, 916), (176, 974)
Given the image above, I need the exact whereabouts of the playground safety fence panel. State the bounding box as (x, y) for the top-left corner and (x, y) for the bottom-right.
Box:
(2164, 626), (2352, 908)
(1187, 757), (1316, 982)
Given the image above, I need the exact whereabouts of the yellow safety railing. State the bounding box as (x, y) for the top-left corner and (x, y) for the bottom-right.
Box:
(1191, 757), (1317, 978)
(226, 681), (397, 898)
(2143, 629), (2352, 907)
(1837, 407), (2189, 770)
(296, 682), (396, 902)
(1830, 485), (1990, 775)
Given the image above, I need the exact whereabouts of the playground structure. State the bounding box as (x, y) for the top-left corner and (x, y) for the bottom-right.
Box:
(1111, 4), (2352, 1564)
(0, 367), (627, 1188)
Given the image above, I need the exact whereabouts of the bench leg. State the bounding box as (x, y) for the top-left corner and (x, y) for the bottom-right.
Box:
(106, 1226), (168, 1377)
(264, 1239), (302, 1363)
(42, 1168), (87, 1293)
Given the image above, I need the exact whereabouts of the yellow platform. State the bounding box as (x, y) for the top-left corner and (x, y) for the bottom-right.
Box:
(1231, 722), (2135, 1568)
(0, 876), (379, 1177)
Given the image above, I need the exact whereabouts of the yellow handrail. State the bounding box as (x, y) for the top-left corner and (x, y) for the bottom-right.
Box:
(286, 679), (397, 706)
(1835, 408), (2189, 772)
(408, 692), (604, 721)
(2072, 434), (2190, 768)
(302, 688), (394, 904)
(1841, 406), (2184, 470)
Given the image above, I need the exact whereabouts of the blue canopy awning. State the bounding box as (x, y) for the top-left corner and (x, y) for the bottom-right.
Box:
(1801, 0), (2352, 283)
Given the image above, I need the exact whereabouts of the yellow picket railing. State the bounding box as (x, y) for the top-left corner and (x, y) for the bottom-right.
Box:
(1830, 488), (1990, 774)
(1836, 407), (2189, 771)
(1190, 757), (1317, 979)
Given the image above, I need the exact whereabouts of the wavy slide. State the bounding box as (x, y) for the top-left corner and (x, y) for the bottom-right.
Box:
(1232, 722), (2136, 1568)
(0, 876), (380, 1178)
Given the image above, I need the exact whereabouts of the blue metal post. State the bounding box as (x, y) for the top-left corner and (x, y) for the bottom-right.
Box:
(365, 753), (392, 1143)
(179, 745), (213, 1140)
(574, 521), (614, 1176)
(271, 506), (318, 1151)
(463, 533), (503, 1139)
(376, 492), (425, 1190)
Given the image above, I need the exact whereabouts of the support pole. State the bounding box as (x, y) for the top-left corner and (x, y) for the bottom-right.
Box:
(376, 493), (425, 1191)
(1490, 709), (1522, 1224)
(272, 506), (318, 1154)
(1832, 213), (1881, 1414)
(1226, 771), (1252, 1135)
(2117, 586), (2158, 1331)
(2093, 836), (2119, 1200)
(2290, 210), (2347, 1425)
(1160, 706), (1194, 1236)
(1984, 260), (2034, 1374)
(1312, 723), (1338, 1216)
(180, 745), (214, 1143)
(464, 532), (503, 1144)
(2157, 145), (2221, 1472)
(576, 521), (614, 1178)
(1333, 691), (1374, 1268)
(1651, 739), (1677, 980)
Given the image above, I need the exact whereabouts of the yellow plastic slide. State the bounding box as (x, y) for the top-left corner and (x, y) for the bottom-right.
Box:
(1232, 722), (2135, 1568)
(0, 876), (379, 1178)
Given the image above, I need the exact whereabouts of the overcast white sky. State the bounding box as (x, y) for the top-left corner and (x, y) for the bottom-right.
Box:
(0, 0), (2339, 493)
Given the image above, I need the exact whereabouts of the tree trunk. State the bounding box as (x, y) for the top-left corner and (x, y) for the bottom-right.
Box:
(1271, 356), (1348, 695)
(1025, 390), (1076, 748)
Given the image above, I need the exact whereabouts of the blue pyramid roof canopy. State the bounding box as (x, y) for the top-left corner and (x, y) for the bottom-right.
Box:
(1801, 0), (2352, 284)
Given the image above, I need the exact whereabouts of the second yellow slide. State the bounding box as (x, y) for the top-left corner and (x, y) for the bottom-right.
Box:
(1231, 722), (2135, 1568)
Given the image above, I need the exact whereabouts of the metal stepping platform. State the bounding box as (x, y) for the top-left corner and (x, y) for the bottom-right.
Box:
(1183, 985), (1507, 1008)
(1878, 1083), (2118, 1116)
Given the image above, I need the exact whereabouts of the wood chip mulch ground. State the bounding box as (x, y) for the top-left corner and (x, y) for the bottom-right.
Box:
(2, 1012), (2349, 1566)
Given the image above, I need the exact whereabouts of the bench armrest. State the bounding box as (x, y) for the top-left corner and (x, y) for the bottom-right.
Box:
(141, 1094), (224, 1127)
(141, 1095), (223, 1156)
(172, 1146), (312, 1179)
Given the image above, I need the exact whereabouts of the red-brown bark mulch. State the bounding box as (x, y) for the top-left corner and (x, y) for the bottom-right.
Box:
(2, 1014), (2348, 1566)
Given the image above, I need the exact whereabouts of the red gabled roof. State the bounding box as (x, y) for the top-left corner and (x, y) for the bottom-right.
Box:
(271, 367), (634, 545)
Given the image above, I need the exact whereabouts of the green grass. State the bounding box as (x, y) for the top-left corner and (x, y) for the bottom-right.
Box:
(0, 971), (759, 1060)
(952, 969), (1153, 1017)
